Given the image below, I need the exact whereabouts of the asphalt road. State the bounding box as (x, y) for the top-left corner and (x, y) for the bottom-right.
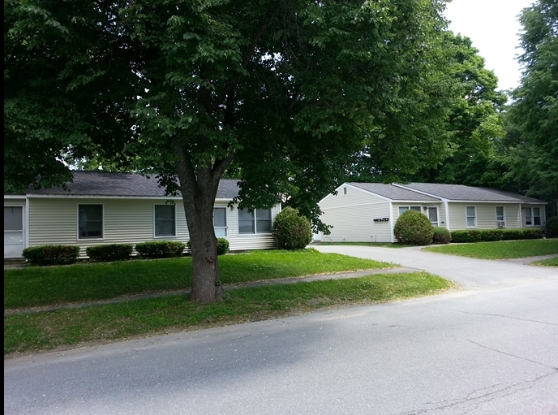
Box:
(4, 246), (558, 415)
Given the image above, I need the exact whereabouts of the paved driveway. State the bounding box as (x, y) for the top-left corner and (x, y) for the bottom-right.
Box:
(313, 244), (558, 290)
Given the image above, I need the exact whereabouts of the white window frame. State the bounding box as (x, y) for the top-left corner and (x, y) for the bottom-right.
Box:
(398, 206), (421, 216)
(496, 206), (505, 227)
(213, 207), (228, 237)
(427, 207), (439, 227)
(238, 208), (272, 235)
(153, 204), (177, 238)
(524, 207), (541, 227)
(78, 204), (104, 240)
(466, 206), (477, 228)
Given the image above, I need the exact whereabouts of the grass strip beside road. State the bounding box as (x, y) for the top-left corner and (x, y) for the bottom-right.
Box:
(529, 257), (558, 267)
(424, 239), (558, 259)
(4, 272), (452, 356)
(4, 249), (394, 309)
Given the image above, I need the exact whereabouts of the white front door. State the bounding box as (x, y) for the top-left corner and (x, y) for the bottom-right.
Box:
(427, 207), (439, 227)
(4, 206), (24, 258)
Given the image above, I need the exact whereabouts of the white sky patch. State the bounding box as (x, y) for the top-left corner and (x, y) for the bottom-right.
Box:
(444, 0), (535, 92)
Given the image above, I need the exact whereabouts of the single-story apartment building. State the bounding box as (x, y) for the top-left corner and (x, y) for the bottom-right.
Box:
(4, 172), (281, 259)
(317, 182), (547, 243)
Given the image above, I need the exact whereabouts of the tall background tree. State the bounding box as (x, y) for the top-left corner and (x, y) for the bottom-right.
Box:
(506, 0), (557, 197)
(6, 0), (455, 303)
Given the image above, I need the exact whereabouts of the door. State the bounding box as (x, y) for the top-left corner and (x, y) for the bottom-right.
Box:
(4, 206), (24, 258)
(427, 207), (439, 227)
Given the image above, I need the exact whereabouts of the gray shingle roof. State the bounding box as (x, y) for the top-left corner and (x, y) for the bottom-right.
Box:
(397, 183), (545, 203)
(26, 171), (241, 199)
(348, 183), (441, 202)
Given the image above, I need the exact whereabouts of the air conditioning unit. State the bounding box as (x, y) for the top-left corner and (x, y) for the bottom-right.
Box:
(496, 221), (505, 228)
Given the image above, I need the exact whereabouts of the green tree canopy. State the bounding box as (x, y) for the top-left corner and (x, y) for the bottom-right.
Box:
(507, 0), (558, 195)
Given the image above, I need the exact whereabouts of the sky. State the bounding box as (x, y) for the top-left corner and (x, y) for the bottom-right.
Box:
(443, 0), (535, 92)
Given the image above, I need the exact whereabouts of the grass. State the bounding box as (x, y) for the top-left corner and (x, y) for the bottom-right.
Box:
(529, 257), (558, 267)
(4, 272), (452, 355)
(424, 239), (558, 259)
(4, 249), (394, 309)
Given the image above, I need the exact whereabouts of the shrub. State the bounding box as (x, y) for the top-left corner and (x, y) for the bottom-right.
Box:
(86, 244), (133, 262)
(186, 237), (229, 255)
(520, 228), (542, 239)
(501, 229), (524, 240)
(450, 230), (482, 243)
(393, 210), (434, 245)
(432, 227), (451, 244)
(22, 245), (80, 266)
(135, 241), (185, 258)
(272, 206), (313, 250)
(452, 228), (542, 243)
(479, 229), (504, 242)
(216, 238), (230, 255)
(545, 217), (558, 238)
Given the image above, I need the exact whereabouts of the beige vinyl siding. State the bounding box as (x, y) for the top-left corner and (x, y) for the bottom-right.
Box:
(320, 185), (387, 209)
(319, 188), (392, 242)
(28, 198), (279, 256)
(392, 203), (446, 228)
(448, 203), (523, 230)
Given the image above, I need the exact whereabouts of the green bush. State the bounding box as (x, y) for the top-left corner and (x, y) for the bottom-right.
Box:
(479, 229), (504, 242)
(500, 229), (524, 240)
(186, 237), (229, 255)
(393, 210), (434, 245)
(22, 245), (80, 266)
(520, 228), (542, 239)
(452, 228), (542, 243)
(272, 206), (313, 250)
(86, 244), (133, 262)
(544, 217), (558, 238)
(217, 238), (230, 255)
(432, 227), (451, 244)
(135, 241), (185, 258)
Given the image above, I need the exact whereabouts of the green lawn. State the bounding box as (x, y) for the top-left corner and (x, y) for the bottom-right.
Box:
(4, 272), (452, 355)
(4, 249), (394, 309)
(424, 239), (558, 259)
(529, 257), (558, 267)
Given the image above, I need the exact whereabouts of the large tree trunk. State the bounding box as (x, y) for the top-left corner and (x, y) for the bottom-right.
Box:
(172, 138), (227, 303)
(184, 192), (222, 303)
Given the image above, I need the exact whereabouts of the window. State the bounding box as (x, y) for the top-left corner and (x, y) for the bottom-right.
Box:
(343, 187), (347, 195)
(79, 205), (103, 239)
(154, 205), (176, 237)
(4, 207), (22, 231)
(466, 206), (476, 228)
(524, 207), (541, 226)
(427, 207), (438, 227)
(239, 208), (271, 234)
(399, 206), (421, 216)
(496, 206), (504, 221)
(213, 208), (227, 237)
